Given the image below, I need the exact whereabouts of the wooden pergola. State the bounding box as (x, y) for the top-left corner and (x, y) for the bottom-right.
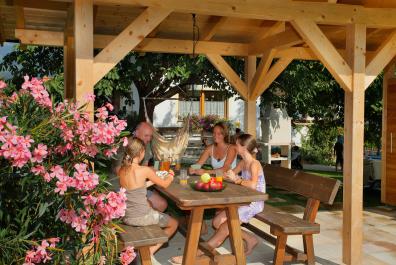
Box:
(1, 0), (396, 264)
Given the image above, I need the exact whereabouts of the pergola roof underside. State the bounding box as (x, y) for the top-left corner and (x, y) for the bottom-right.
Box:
(1, 0), (396, 53)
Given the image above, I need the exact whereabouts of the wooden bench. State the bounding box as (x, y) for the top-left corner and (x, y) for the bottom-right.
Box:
(119, 224), (168, 265)
(244, 165), (341, 265)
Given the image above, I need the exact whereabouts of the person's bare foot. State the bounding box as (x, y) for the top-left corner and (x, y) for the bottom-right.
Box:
(244, 236), (258, 255)
(170, 249), (204, 264)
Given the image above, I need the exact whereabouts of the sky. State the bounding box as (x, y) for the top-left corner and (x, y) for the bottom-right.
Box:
(0, 42), (17, 79)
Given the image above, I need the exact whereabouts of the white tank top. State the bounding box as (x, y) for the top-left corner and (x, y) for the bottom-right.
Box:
(211, 145), (237, 170)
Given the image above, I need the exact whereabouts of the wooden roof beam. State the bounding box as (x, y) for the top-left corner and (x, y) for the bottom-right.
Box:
(251, 21), (285, 42)
(206, 54), (248, 100)
(249, 29), (303, 55)
(249, 49), (277, 99)
(365, 30), (396, 89)
(250, 56), (294, 99)
(15, 0), (69, 11)
(291, 18), (352, 91)
(93, 0), (396, 28)
(14, 29), (249, 56)
(93, 7), (172, 84)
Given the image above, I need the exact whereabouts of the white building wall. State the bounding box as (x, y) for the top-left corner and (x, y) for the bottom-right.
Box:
(228, 96), (261, 138)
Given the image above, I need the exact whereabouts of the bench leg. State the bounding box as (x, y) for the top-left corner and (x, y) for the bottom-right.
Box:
(273, 234), (287, 265)
(303, 234), (315, 265)
(139, 247), (152, 265)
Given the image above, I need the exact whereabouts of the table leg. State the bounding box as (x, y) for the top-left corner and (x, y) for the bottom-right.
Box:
(226, 206), (246, 265)
(182, 207), (204, 265)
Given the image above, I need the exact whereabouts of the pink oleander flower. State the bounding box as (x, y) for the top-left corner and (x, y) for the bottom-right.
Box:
(0, 80), (7, 89)
(31, 144), (48, 163)
(84, 93), (96, 103)
(47, 237), (60, 248)
(96, 106), (108, 120)
(31, 165), (47, 176)
(105, 102), (114, 111)
(0, 134), (34, 168)
(119, 246), (136, 265)
(103, 147), (118, 158)
(23, 238), (58, 265)
(21, 75), (52, 109)
(59, 208), (76, 224)
(95, 188), (127, 224)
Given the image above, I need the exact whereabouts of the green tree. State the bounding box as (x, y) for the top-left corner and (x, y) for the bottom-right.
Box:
(1, 45), (241, 124)
(260, 60), (384, 162)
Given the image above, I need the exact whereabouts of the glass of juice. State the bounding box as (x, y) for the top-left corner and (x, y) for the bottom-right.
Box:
(215, 170), (223, 182)
(179, 169), (189, 185)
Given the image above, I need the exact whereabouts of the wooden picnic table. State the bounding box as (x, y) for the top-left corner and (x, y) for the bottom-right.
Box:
(155, 176), (268, 265)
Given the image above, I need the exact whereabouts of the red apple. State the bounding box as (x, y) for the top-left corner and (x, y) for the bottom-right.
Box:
(202, 183), (210, 191)
(209, 181), (220, 190)
(217, 181), (223, 190)
(195, 181), (205, 190)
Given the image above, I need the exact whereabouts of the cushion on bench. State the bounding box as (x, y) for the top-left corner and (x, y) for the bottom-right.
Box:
(119, 224), (168, 248)
(254, 205), (320, 235)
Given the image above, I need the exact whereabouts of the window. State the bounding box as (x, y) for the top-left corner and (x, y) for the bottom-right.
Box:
(205, 101), (225, 117)
(179, 100), (199, 118)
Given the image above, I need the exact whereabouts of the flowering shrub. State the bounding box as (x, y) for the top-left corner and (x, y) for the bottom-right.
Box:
(186, 114), (235, 132)
(0, 77), (135, 264)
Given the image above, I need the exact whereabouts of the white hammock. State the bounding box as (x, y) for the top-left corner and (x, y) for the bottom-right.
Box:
(144, 99), (191, 161)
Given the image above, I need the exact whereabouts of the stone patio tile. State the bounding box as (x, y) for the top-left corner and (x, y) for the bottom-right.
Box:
(370, 251), (396, 265)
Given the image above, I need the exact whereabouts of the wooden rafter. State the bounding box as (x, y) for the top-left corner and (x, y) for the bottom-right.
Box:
(249, 49), (276, 99)
(93, 0), (396, 28)
(291, 18), (352, 91)
(251, 21), (285, 42)
(13, 0), (69, 11)
(93, 7), (172, 84)
(200, 16), (228, 41)
(250, 56), (294, 99)
(206, 53), (248, 100)
(249, 29), (303, 55)
(365, 30), (396, 89)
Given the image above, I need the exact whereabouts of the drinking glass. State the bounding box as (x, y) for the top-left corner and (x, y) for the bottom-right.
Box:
(179, 169), (189, 185)
(215, 170), (223, 182)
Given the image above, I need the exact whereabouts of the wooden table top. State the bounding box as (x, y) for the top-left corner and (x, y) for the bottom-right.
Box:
(155, 176), (268, 208)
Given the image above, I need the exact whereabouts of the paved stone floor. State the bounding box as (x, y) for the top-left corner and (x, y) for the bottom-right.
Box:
(153, 205), (396, 265)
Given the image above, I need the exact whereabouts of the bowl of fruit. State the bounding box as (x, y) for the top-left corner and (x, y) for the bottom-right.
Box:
(191, 173), (226, 192)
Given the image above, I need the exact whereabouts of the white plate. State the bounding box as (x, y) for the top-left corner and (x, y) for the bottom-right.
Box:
(190, 164), (201, 170)
(156, 171), (168, 179)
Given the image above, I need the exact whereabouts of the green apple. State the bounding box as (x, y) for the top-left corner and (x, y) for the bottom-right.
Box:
(200, 173), (211, 183)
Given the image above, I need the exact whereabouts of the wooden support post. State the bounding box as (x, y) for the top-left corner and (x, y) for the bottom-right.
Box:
(342, 23), (366, 265)
(64, 6), (74, 99)
(74, 0), (94, 118)
(244, 56), (256, 137)
(199, 91), (205, 117)
(64, 35), (75, 99)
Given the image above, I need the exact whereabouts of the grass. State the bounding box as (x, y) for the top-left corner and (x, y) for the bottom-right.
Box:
(266, 168), (385, 210)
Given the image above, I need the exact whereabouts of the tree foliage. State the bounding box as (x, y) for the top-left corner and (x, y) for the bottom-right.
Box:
(261, 59), (383, 150)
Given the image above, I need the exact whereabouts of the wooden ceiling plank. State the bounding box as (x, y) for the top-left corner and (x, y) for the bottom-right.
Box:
(92, 0), (396, 28)
(201, 16), (228, 41)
